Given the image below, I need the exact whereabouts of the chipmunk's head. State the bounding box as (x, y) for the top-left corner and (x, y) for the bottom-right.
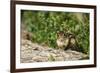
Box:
(57, 31), (65, 38)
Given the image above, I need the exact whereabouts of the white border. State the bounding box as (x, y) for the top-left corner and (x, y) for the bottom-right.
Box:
(16, 4), (94, 69)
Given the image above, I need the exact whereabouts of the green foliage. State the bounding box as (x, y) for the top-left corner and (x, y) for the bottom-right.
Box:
(21, 10), (90, 54)
(48, 54), (55, 61)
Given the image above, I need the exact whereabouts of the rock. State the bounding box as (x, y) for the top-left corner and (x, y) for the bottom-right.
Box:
(20, 39), (89, 63)
(32, 56), (48, 62)
(55, 57), (65, 61)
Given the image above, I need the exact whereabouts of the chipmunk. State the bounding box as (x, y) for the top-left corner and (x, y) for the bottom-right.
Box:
(56, 31), (79, 51)
(56, 31), (69, 50)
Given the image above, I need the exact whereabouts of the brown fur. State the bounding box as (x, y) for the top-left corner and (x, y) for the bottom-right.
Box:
(21, 30), (33, 40)
(57, 32), (79, 51)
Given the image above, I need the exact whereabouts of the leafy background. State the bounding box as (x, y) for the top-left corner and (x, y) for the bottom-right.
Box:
(21, 10), (90, 54)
